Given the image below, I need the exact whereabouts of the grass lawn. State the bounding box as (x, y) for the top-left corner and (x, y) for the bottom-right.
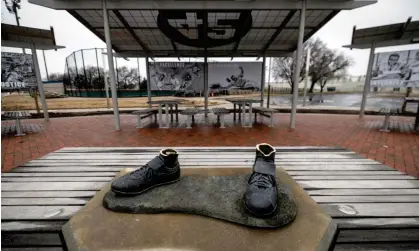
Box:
(1, 93), (227, 111)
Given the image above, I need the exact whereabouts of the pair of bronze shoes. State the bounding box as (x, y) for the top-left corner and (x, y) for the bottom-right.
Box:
(111, 143), (278, 217)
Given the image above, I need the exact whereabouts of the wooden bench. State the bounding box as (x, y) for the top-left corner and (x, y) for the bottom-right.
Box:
(3, 146), (419, 250)
(1, 111), (32, 136)
(212, 108), (231, 128)
(132, 108), (158, 128)
(253, 107), (277, 127)
(180, 108), (200, 128)
(378, 107), (401, 132)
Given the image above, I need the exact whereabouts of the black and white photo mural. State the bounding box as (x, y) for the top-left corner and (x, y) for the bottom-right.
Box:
(371, 49), (419, 88)
(148, 62), (204, 96)
(149, 61), (262, 96)
(208, 62), (262, 92)
(1, 52), (36, 90)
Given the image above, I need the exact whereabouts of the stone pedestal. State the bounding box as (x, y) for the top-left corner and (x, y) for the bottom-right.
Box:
(63, 167), (336, 251)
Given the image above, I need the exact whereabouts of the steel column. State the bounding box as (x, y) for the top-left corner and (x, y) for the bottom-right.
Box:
(101, 48), (110, 109)
(102, 0), (120, 130)
(290, 0), (306, 129)
(30, 43), (49, 121)
(260, 56), (266, 107)
(146, 56), (152, 108)
(360, 41), (376, 118)
(204, 56), (209, 118)
(303, 46), (311, 107)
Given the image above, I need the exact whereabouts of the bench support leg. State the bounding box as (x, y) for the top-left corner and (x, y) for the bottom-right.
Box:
(241, 104), (246, 127)
(15, 118), (25, 136)
(380, 114), (391, 132)
(170, 105), (174, 122)
(233, 104), (236, 121)
(175, 104), (179, 122)
(136, 115), (142, 128)
(186, 115), (192, 129)
(269, 112), (274, 128)
(254, 112), (257, 123)
(165, 105), (170, 128)
(217, 115), (220, 124)
(192, 115), (195, 124)
(154, 113), (157, 122)
(158, 105), (163, 128)
(220, 115), (226, 129)
(247, 103), (253, 128)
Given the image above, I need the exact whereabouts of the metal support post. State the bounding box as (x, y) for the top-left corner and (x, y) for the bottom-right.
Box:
(290, 0), (306, 129)
(102, 0), (120, 130)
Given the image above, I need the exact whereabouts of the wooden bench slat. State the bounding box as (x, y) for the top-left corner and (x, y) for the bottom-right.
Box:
(2, 206), (83, 220)
(2, 191), (98, 198)
(2, 221), (67, 232)
(1, 182), (107, 191)
(323, 203), (419, 217)
(1, 233), (62, 246)
(2, 198), (90, 206)
(335, 218), (419, 229)
(313, 195), (419, 203)
(337, 229), (419, 243)
(334, 242), (419, 251)
(2, 176), (114, 182)
(308, 188), (419, 196)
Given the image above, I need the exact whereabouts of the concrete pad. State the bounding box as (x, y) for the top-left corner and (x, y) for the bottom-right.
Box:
(63, 167), (337, 251)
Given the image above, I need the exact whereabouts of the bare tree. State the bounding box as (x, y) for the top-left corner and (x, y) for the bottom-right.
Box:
(48, 72), (64, 81)
(317, 53), (352, 94)
(4, 0), (25, 54)
(271, 49), (307, 94)
(116, 66), (141, 90)
(307, 38), (352, 94)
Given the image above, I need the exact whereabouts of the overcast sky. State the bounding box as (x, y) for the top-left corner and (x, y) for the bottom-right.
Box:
(2, 0), (419, 80)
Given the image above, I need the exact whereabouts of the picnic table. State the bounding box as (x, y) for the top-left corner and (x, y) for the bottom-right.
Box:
(2, 146), (419, 250)
(225, 98), (261, 127)
(147, 99), (181, 128)
(1, 111), (32, 136)
(404, 97), (419, 131)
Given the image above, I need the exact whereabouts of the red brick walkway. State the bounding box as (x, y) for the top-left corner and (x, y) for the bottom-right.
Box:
(2, 114), (418, 177)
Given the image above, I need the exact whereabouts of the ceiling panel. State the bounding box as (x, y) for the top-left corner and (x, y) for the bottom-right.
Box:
(71, 8), (340, 56)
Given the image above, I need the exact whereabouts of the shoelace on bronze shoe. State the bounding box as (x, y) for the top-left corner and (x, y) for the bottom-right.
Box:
(129, 157), (161, 179)
(249, 173), (274, 188)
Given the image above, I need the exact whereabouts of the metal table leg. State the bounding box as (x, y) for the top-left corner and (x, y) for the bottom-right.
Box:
(238, 104), (241, 121)
(136, 115), (142, 128)
(241, 103), (246, 127)
(248, 103), (253, 127)
(175, 104), (179, 122)
(165, 104), (170, 128)
(15, 118), (25, 136)
(220, 114), (226, 129)
(415, 105), (419, 131)
(233, 104), (236, 121)
(170, 105), (174, 122)
(186, 115), (192, 129)
(158, 104), (163, 128)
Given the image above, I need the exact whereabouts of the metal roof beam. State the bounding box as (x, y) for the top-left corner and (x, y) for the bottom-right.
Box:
(29, 0), (377, 10)
(68, 10), (120, 52)
(302, 10), (339, 43)
(260, 10), (296, 55)
(113, 10), (150, 54)
(398, 16), (412, 39)
(114, 50), (292, 58)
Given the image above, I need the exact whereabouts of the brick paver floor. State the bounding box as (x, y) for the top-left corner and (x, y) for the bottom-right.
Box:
(2, 113), (418, 177)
